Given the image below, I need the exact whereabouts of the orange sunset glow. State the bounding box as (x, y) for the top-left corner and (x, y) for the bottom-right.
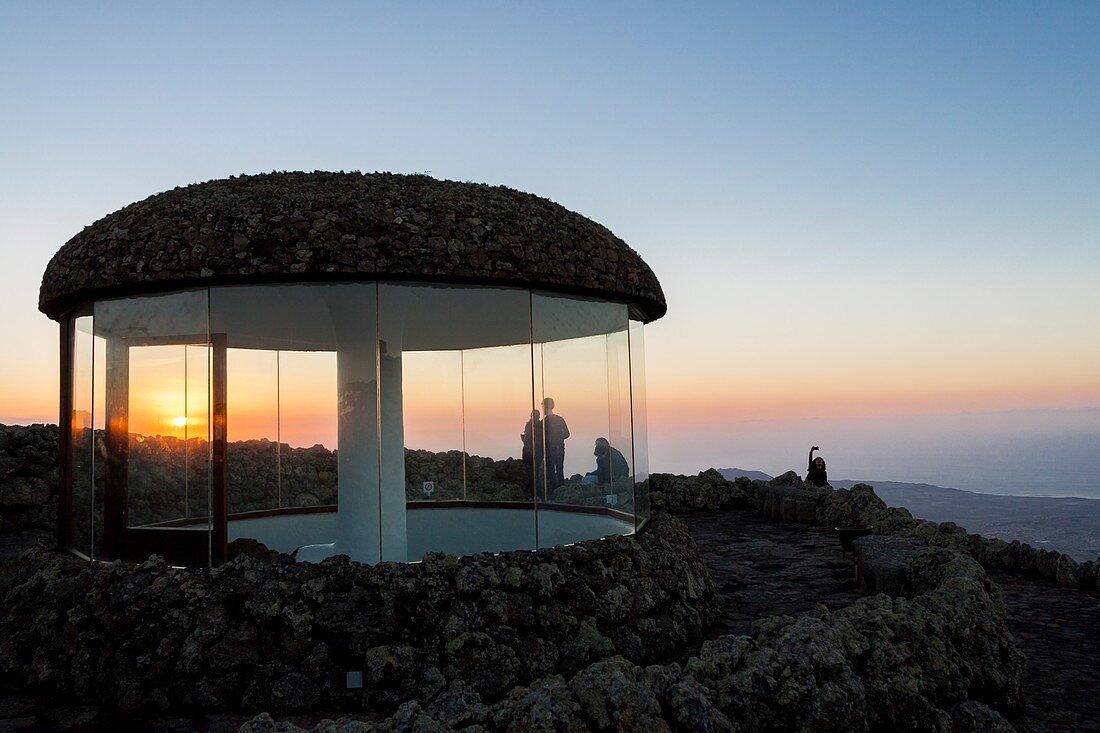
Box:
(110, 335), (641, 479)
(0, 3), (1095, 506)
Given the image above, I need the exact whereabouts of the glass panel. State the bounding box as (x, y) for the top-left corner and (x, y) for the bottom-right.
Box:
(69, 315), (94, 557)
(94, 290), (210, 564)
(278, 350), (338, 509)
(210, 284), (348, 560)
(401, 351), (464, 501)
(183, 345), (211, 521)
(606, 317), (634, 510)
(125, 345), (206, 526)
(380, 284), (535, 561)
(629, 321), (650, 526)
(225, 348), (279, 514)
(462, 343), (534, 504)
(91, 329), (106, 559)
(533, 331), (608, 495)
(533, 293), (634, 547)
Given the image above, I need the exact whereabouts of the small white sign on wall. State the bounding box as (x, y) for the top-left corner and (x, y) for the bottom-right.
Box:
(605, 494), (618, 506)
(422, 481), (435, 497)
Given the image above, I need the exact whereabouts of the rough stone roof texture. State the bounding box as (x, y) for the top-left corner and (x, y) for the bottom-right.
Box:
(39, 171), (666, 321)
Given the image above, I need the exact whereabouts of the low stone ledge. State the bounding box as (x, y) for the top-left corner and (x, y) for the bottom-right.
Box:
(0, 514), (718, 718)
(852, 535), (926, 596)
(811, 479), (1099, 592)
(649, 469), (753, 514)
(673, 466), (1098, 593)
(755, 483), (819, 523)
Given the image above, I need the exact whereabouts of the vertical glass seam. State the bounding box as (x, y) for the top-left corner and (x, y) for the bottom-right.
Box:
(183, 344), (189, 518)
(88, 317), (96, 559)
(276, 350), (282, 509)
(528, 289), (539, 550)
(539, 341), (547, 496)
(460, 349), (467, 501)
(206, 287), (213, 565)
(374, 282), (383, 561)
(625, 322), (638, 532)
(605, 333), (614, 483)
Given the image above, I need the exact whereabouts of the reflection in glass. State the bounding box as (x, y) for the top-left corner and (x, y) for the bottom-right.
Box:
(629, 321), (650, 525)
(225, 348), (279, 514)
(534, 335), (608, 492)
(605, 319), (634, 509)
(379, 284), (535, 559)
(125, 344), (210, 526)
(70, 315), (94, 557)
(401, 351), (464, 501)
(93, 290), (210, 564)
(277, 350), (338, 509)
(461, 343), (533, 503)
(532, 293), (635, 546)
(91, 330), (106, 558)
(66, 283), (647, 565)
(211, 284), (347, 557)
(183, 345), (210, 520)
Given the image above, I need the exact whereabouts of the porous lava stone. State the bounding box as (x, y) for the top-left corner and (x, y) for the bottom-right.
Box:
(38, 172), (666, 321)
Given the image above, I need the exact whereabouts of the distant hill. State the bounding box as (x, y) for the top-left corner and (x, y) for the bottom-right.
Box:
(827, 479), (1100, 561)
(718, 468), (774, 482)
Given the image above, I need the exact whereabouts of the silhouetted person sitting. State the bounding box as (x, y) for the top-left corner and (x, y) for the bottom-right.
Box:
(582, 437), (629, 486)
(806, 445), (831, 488)
(521, 410), (546, 499)
(541, 397), (570, 492)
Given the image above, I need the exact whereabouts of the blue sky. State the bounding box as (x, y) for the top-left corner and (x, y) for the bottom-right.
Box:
(1, 2), (1098, 483)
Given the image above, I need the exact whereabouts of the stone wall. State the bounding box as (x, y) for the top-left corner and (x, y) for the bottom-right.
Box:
(238, 470), (1029, 732)
(0, 513), (717, 718)
(0, 424), (58, 535)
(240, 534), (1024, 732)
(652, 469), (1100, 592)
(757, 472), (1098, 592)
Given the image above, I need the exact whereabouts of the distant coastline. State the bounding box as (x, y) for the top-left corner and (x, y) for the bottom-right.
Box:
(720, 468), (1100, 562)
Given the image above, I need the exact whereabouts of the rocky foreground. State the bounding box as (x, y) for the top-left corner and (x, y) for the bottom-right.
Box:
(2, 425), (1099, 731)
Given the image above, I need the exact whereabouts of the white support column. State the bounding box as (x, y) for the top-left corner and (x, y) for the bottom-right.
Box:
(334, 328), (383, 563)
(378, 342), (408, 562)
(297, 285), (408, 564)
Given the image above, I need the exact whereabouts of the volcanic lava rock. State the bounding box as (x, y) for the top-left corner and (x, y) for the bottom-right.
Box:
(0, 424), (59, 535)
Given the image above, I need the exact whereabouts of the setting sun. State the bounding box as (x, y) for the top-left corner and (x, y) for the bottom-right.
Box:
(172, 416), (187, 429)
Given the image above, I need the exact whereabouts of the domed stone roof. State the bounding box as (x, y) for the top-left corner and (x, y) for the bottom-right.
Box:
(39, 172), (666, 321)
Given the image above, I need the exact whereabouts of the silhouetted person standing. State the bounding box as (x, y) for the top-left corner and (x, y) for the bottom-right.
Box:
(521, 410), (546, 500)
(541, 397), (570, 492)
(806, 445), (830, 488)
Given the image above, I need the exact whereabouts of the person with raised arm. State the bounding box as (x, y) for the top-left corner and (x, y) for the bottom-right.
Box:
(806, 445), (831, 488)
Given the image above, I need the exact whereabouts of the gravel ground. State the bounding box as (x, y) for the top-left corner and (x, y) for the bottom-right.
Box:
(987, 568), (1100, 732)
(679, 508), (862, 638)
(681, 507), (1100, 732)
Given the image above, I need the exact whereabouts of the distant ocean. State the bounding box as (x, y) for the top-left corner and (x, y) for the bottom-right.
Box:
(839, 431), (1100, 499)
(657, 408), (1100, 500)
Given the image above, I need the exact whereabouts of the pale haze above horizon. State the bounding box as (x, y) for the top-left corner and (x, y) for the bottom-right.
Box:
(1, 3), (1097, 496)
